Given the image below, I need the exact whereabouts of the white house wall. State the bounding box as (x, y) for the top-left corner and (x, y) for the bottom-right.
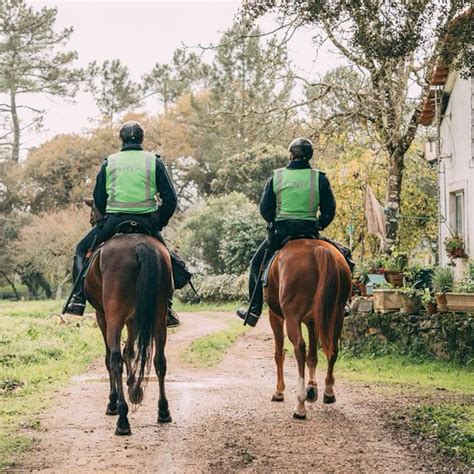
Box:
(439, 74), (474, 265)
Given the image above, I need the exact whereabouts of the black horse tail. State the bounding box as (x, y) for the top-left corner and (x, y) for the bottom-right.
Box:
(130, 242), (161, 404)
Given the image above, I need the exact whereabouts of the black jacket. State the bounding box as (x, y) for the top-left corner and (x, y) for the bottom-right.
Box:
(259, 159), (336, 230)
(93, 143), (178, 229)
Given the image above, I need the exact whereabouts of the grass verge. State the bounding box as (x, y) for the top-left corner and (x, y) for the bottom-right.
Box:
(410, 404), (473, 466)
(283, 327), (473, 394)
(183, 320), (250, 367)
(0, 300), (103, 469)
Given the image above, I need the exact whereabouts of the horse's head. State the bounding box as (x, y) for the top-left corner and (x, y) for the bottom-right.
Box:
(84, 198), (102, 226)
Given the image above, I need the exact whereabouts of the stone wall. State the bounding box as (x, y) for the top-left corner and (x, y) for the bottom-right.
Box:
(342, 312), (474, 365)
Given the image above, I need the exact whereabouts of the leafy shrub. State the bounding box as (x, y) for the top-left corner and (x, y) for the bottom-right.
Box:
(178, 193), (265, 274)
(176, 273), (247, 303)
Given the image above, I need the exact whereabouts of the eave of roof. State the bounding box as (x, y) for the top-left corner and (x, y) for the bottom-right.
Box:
(418, 64), (450, 126)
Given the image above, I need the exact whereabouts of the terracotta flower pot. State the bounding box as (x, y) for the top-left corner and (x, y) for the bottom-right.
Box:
(425, 302), (437, 316)
(435, 293), (448, 313)
(385, 271), (404, 288)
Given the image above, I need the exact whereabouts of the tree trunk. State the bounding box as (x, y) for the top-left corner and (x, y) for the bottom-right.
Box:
(10, 89), (20, 162)
(385, 152), (404, 250)
(0, 271), (20, 300)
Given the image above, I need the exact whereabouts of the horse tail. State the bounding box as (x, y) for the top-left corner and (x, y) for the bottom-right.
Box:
(313, 245), (344, 359)
(130, 242), (161, 404)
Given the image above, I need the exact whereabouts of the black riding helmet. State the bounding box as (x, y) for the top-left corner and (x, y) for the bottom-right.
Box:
(119, 121), (144, 144)
(288, 137), (313, 161)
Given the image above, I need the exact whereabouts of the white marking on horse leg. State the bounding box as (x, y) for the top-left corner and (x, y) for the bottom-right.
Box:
(324, 383), (335, 397)
(294, 376), (306, 417)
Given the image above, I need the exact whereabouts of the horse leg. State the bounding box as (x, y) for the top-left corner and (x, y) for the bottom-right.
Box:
(107, 323), (131, 435)
(97, 311), (118, 415)
(286, 319), (307, 419)
(323, 320), (342, 404)
(154, 331), (171, 423)
(269, 310), (285, 402)
(305, 321), (318, 403)
(123, 321), (139, 403)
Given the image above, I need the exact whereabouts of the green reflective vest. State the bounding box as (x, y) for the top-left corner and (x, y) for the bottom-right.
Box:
(272, 167), (320, 221)
(105, 150), (158, 214)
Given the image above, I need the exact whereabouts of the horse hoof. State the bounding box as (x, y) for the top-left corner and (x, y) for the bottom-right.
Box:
(323, 393), (336, 404)
(271, 394), (284, 402)
(306, 386), (318, 403)
(293, 412), (306, 420)
(129, 386), (144, 405)
(105, 407), (118, 416)
(115, 426), (131, 436)
(158, 413), (172, 423)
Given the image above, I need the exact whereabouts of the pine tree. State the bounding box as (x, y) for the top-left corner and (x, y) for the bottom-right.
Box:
(87, 59), (141, 126)
(142, 48), (207, 113)
(0, 0), (80, 162)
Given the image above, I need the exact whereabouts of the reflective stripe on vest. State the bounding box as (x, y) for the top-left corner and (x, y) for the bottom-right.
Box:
(105, 150), (158, 214)
(273, 167), (320, 221)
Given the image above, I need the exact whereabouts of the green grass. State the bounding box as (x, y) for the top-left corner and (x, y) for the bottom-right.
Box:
(282, 326), (473, 395)
(410, 404), (473, 465)
(0, 300), (103, 468)
(0, 299), (63, 319)
(335, 353), (474, 394)
(183, 320), (250, 367)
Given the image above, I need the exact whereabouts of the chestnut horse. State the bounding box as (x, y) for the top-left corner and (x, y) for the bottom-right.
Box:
(265, 239), (352, 419)
(85, 232), (173, 435)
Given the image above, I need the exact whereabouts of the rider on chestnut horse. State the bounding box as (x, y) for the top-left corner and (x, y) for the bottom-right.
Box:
(236, 137), (339, 327)
(65, 121), (178, 322)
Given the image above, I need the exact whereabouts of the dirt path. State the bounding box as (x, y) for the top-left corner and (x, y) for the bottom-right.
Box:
(22, 312), (440, 473)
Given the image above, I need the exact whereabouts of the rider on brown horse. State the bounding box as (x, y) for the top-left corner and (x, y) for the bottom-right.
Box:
(236, 137), (337, 327)
(65, 121), (178, 320)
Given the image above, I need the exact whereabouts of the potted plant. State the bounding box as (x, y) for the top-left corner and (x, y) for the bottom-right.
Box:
(373, 282), (403, 313)
(369, 257), (386, 275)
(431, 266), (454, 313)
(398, 285), (422, 314)
(445, 260), (474, 312)
(383, 253), (407, 288)
(420, 288), (437, 315)
(444, 235), (467, 259)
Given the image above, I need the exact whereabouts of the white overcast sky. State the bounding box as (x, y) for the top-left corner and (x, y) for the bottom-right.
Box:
(17, 0), (345, 155)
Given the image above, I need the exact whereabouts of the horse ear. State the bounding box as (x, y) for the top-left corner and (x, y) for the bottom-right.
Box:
(84, 198), (94, 208)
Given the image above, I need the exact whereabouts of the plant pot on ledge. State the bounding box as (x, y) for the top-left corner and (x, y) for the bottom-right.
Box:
(445, 293), (474, 313)
(373, 289), (402, 313)
(425, 302), (437, 316)
(435, 293), (448, 313)
(384, 271), (404, 288)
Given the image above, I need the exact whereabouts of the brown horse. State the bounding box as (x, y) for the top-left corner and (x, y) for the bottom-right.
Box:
(265, 239), (352, 419)
(84, 228), (173, 435)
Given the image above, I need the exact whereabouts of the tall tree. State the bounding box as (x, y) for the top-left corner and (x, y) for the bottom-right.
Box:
(142, 48), (207, 113)
(0, 0), (80, 162)
(243, 1), (472, 250)
(87, 59), (141, 125)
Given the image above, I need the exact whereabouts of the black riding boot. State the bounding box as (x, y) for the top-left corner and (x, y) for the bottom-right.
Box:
(236, 240), (269, 327)
(65, 254), (87, 316)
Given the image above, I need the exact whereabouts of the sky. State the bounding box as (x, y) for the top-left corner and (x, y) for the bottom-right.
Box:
(13, 0), (345, 156)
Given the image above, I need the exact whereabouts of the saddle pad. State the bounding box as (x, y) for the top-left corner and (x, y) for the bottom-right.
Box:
(262, 251), (280, 287)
